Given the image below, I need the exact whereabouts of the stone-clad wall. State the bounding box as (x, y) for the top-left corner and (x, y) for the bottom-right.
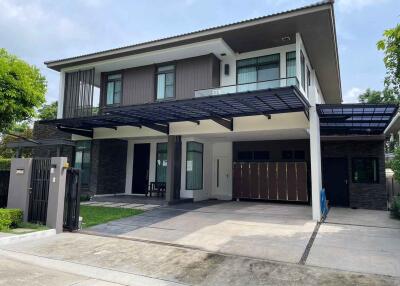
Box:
(89, 139), (127, 195)
(321, 140), (386, 210)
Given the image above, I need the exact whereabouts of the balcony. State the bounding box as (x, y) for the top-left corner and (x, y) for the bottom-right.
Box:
(194, 77), (300, 98)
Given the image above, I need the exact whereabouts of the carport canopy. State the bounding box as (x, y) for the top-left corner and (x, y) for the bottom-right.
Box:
(318, 104), (398, 135)
(40, 85), (309, 137)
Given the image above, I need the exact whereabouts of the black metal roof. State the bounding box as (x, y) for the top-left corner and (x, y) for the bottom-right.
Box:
(41, 86), (309, 137)
(318, 104), (398, 135)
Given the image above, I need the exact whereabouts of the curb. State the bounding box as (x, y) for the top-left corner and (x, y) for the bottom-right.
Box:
(0, 229), (56, 246)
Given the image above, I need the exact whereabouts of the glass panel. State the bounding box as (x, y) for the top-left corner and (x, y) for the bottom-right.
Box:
(108, 74), (121, 80)
(352, 158), (379, 183)
(258, 54), (280, 65)
(186, 142), (203, 190)
(165, 85), (174, 98)
(114, 81), (121, 104)
(258, 64), (280, 81)
(156, 143), (167, 183)
(301, 51), (305, 89)
(166, 73), (174, 85)
(237, 66), (257, 84)
(286, 51), (296, 77)
(237, 58), (257, 68)
(106, 82), (114, 105)
(157, 74), (165, 99)
(74, 141), (91, 187)
(158, 65), (175, 72)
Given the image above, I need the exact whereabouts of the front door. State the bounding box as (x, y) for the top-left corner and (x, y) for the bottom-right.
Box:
(322, 157), (349, 207)
(132, 143), (150, 194)
(213, 156), (231, 200)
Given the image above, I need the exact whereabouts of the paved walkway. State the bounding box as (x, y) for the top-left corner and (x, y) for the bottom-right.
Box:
(81, 200), (161, 211)
(307, 207), (400, 277)
(1, 232), (399, 286)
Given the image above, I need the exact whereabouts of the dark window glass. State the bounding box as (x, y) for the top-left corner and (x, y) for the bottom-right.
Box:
(237, 54), (280, 85)
(352, 158), (379, 183)
(156, 65), (175, 100)
(253, 151), (270, 161)
(156, 143), (167, 183)
(238, 151), (253, 161)
(306, 67), (311, 95)
(282, 150), (293, 160)
(74, 141), (91, 187)
(106, 74), (122, 105)
(286, 51), (296, 86)
(300, 51), (305, 89)
(294, 150), (305, 160)
(186, 142), (203, 190)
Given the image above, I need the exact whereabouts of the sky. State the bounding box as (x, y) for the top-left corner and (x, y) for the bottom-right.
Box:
(0, 0), (399, 104)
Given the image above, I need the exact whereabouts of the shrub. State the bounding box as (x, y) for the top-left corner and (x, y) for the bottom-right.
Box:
(0, 158), (11, 170)
(391, 196), (400, 220)
(0, 209), (23, 230)
(80, 194), (91, 202)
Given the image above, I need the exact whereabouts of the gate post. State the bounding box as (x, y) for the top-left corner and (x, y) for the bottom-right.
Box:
(7, 158), (33, 222)
(46, 157), (68, 233)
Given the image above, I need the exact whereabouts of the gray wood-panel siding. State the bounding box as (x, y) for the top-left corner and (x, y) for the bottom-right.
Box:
(122, 65), (156, 105)
(100, 54), (220, 107)
(175, 54), (220, 100)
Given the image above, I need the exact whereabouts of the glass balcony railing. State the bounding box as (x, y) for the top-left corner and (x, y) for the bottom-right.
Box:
(194, 77), (300, 98)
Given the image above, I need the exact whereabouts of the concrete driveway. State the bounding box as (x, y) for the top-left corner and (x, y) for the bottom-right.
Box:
(307, 207), (400, 277)
(87, 201), (316, 263)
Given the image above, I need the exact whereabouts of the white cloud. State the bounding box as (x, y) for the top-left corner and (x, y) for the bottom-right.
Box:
(343, 87), (364, 103)
(337, 0), (388, 12)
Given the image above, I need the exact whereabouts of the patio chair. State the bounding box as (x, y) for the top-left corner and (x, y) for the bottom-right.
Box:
(147, 182), (166, 197)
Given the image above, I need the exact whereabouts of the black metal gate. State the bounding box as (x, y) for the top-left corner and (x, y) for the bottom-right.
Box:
(63, 168), (81, 231)
(0, 171), (10, 208)
(28, 158), (51, 224)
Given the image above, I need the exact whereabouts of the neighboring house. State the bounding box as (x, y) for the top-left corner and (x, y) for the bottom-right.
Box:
(31, 0), (397, 220)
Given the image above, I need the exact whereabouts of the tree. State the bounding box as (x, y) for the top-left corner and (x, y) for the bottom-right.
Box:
(358, 88), (397, 104)
(0, 122), (33, 158)
(377, 24), (400, 97)
(0, 48), (46, 132)
(37, 101), (57, 120)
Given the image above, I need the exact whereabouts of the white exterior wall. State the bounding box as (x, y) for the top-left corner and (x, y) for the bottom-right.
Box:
(57, 71), (65, 119)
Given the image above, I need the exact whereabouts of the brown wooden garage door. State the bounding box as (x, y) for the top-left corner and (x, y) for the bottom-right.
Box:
(233, 162), (308, 202)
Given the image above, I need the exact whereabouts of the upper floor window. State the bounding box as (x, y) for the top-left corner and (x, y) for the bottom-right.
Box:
(237, 54), (280, 85)
(306, 66), (311, 95)
(300, 51), (305, 90)
(156, 65), (175, 100)
(286, 51), (296, 86)
(106, 74), (122, 105)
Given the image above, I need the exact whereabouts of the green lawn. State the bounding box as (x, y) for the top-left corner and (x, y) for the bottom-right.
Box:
(80, 205), (144, 228)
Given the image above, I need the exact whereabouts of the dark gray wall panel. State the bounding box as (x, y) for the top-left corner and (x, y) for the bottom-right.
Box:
(175, 54), (220, 100)
(122, 65), (156, 105)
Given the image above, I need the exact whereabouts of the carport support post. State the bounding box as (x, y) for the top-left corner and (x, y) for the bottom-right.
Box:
(310, 106), (322, 221)
(166, 135), (181, 203)
(46, 157), (68, 233)
(7, 158), (33, 222)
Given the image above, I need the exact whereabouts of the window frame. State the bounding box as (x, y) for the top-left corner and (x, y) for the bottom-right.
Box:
(104, 72), (123, 106)
(236, 54), (281, 85)
(185, 141), (204, 190)
(155, 142), (168, 183)
(352, 157), (380, 184)
(155, 64), (176, 101)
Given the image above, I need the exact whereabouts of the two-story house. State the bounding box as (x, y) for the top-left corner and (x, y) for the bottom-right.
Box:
(35, 0), (397, 221)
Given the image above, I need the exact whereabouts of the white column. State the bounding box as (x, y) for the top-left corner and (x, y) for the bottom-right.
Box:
(124, 141), (134, 194)
(310, 106), (322, 221)
(309, 70), (322, 221)
(57, 71), (65, 119)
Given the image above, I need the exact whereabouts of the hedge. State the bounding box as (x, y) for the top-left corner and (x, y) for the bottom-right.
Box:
(391, 196), (400, 220)
(0, 158), (11, 171)
(0, 209), (23, 230)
